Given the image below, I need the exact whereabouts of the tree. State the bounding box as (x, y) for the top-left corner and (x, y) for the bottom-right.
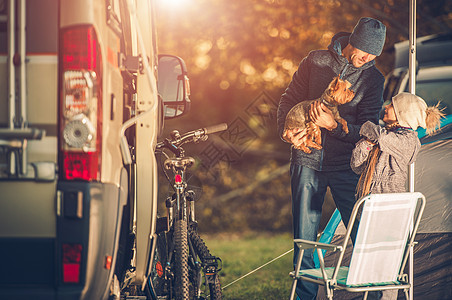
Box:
(155, 0), (452, 233)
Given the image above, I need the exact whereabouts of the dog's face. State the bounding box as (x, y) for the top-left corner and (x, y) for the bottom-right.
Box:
(328, 76), (355, 105)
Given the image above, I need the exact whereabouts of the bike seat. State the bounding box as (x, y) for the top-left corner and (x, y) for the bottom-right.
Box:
(164, 157), (195, 170)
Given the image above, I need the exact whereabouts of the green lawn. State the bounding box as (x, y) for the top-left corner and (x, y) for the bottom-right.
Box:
(203, 232), (295, 300)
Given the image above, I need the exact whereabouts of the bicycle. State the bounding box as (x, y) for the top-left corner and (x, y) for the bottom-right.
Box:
(146, 123), (227, 300)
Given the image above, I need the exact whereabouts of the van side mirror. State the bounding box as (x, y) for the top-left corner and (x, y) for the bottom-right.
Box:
(158, 55), (191, 119)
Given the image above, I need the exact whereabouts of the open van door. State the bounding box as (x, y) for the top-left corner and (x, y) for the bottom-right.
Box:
(0, 0), (191, 299)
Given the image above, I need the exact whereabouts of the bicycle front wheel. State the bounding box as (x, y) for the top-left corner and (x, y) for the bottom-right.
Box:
(174, 219), (189, 300)
(189, 230), (222, 300)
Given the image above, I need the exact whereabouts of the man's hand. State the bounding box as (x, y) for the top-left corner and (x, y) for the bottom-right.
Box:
(310, 101), (338, 131)
(283, 128), (308, 148)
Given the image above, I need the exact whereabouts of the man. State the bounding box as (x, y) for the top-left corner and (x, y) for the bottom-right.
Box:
(277, 17), (386, 299)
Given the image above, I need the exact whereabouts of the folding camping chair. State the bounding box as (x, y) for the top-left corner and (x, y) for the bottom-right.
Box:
(289, 192), (426, 300)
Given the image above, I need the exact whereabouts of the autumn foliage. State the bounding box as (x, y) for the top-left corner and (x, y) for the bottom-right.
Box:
(156, 0), (452, 233)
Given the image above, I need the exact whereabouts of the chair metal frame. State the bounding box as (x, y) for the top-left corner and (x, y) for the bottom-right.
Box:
(289, 192), (426, 300)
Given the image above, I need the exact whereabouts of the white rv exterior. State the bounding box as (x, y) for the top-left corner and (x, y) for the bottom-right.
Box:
(0, 0), (190, 299)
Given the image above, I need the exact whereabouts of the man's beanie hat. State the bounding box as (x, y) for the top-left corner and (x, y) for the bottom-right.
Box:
(392, 92), (427, 130)
(349, 17), (386, 56)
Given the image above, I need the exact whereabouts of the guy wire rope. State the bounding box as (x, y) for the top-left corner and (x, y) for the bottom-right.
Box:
(221, 248), (294, 290)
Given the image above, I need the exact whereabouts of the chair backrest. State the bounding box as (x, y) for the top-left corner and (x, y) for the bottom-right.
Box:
(346, 192), (425, 286)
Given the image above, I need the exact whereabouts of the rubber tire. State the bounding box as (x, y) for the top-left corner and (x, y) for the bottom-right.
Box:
(174, 219), (189, 300)
(189, 230), (222, 300)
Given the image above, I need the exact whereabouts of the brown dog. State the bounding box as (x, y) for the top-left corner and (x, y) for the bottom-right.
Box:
(282, 76), (355, 153)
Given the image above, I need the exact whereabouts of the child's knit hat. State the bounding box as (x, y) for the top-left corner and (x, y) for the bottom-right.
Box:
(392, 92), (444, 135)
(349, 17), (386, 56)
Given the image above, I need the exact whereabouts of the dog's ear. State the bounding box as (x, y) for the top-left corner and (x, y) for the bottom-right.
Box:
(346, 88), (355, 102)
(334, 78), (352, 91)
(329, 76), (340, 90)
(344, 80), (352, 90)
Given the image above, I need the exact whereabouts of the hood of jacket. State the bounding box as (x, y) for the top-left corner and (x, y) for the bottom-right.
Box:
(327, 31), (377, 73)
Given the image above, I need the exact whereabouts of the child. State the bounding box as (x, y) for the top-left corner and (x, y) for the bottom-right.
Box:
(350, 92), (444, 300)
(351, 92), (444, 199)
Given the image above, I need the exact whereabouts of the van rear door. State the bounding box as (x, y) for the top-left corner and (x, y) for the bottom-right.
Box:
(0, 0), (58, 291)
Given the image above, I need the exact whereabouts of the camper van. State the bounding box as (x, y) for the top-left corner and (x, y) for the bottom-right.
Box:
(0, 0), (190, 299)
(383, 33), (452, 134)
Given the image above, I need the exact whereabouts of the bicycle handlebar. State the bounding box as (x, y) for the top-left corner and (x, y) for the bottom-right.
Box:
(156, 123), (228, 153)
(204, 123), (228, 135)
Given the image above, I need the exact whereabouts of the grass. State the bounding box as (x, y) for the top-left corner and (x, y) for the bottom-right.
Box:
(202, 231), (294, 300)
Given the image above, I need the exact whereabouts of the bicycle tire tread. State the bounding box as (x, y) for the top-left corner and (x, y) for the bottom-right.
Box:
(174, 219), (189, 299)
(189, 230), (222, 300)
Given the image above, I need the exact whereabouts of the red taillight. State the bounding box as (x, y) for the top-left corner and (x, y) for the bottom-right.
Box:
(62, 27), (98, 70)
(63, 151), (99, 180)
(175, 174), (182, 183)
(59, 26), (102, 181)
(62, 243), (82, 283)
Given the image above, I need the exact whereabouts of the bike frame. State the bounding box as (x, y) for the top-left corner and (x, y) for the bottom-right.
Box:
(148, 125), (226, 300)
(174, 168), (188, 223)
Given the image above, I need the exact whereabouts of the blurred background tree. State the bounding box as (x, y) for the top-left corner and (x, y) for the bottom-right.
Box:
(155, 0), (452, 233)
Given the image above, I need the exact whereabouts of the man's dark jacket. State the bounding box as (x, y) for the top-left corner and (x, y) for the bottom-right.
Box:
(277, 32), (384, 171)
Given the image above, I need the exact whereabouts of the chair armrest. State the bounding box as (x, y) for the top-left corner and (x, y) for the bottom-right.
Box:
(294, 239), (343, 252)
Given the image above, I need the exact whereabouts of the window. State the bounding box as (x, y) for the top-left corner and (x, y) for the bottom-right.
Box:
(405, 79), (452, 115)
